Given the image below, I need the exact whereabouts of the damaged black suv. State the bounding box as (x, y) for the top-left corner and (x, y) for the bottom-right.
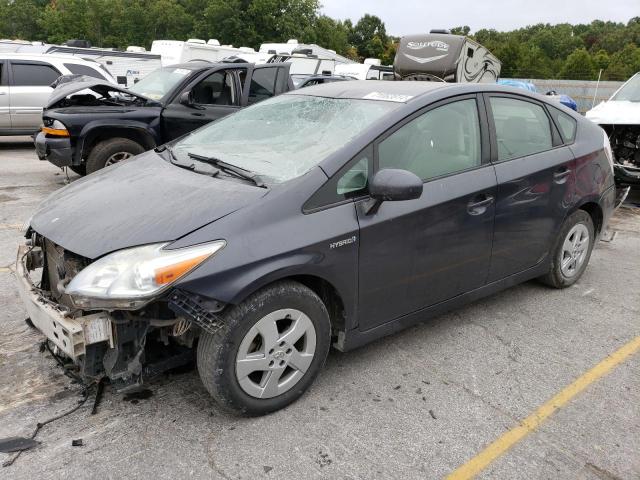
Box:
(35, 61), (292, 175)
(18, 81), (615, 415)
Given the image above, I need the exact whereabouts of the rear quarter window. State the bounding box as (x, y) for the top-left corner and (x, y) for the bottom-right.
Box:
(549, 106), (577, 144)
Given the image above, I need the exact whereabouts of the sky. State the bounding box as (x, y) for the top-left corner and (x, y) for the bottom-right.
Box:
(320, 0), (638, 36)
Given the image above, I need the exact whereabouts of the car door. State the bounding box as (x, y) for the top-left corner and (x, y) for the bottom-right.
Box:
(356, 95), (497, 331)
(484, 93), (575, 282)
(0, 60), (10, 130)
(8, 60), (61, 131)
(244, 64), (291, 106)
(161, 67), (246, 141)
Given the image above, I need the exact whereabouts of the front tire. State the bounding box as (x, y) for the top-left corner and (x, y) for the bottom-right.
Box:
(539, 210), (595, 288)
(197, 281), (331, 416)
(85, 138), (144, 174)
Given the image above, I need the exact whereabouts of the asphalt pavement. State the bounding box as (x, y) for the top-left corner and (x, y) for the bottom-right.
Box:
(0, 136), (638, 479)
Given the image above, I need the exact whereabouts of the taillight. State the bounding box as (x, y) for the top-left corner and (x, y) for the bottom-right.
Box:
(602, 128), (614, 173)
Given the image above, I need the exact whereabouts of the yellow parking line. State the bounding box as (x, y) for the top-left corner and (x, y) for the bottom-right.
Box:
(447, 335), (640, 480)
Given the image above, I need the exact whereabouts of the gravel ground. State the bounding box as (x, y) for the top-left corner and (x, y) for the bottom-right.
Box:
(1, 136), (639, 480)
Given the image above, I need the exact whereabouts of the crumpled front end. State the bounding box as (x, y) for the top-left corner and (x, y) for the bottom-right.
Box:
(16, 232), (215, 392)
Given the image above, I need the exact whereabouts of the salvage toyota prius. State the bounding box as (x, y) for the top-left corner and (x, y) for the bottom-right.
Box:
(18, 81), (615, 415)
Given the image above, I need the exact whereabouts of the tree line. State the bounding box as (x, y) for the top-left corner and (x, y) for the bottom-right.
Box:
(1, 0), (639, 81)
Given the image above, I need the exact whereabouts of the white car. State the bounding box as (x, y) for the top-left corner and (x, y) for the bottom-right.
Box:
(586, 72), (640, 186)
(0, 53), (116, 135)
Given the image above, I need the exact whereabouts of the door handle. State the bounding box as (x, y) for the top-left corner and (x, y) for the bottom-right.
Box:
(0, 91), (6, 95)
(553, 167), (571, 183)
(467, 195), (494, 215)
(191, 112), (205, 117)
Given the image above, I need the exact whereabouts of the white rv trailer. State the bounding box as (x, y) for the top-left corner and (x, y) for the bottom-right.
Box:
(44, 45), (161, 86)
(334, 60), (394, 80)
(259, 39), (355, 65)
(151, 39), (272, 66)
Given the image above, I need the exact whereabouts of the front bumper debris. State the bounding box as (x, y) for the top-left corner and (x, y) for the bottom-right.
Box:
(15, 244), (113, 361)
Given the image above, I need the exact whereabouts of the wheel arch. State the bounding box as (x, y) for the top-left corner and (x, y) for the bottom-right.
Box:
(576, 200), (604, 235)
(78, 124), (158, 162)
(229, 272), (350, 338)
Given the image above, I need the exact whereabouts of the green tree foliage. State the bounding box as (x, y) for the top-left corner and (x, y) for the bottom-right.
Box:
(0, 1), (638, 80)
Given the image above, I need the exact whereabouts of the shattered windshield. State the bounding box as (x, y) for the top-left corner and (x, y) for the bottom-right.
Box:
(128, 66), (192, 100)
(611, 73), (640, 102)
(173, 94), (399, 183)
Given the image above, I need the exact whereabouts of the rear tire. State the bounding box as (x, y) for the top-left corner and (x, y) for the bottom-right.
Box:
(539, 210), (595, 288)
(85, 138), (144, 174)
(197, 281), (331, 416)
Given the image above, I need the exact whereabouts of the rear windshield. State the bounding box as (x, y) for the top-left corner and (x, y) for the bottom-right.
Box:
(128, 66), (192, 100)
(173, 94), (399, 183)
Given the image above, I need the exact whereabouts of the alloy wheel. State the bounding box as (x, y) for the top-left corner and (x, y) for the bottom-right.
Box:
(105, 151), (134, 166)
(560, 223), (590, 278)
(235, 308), (317, 399)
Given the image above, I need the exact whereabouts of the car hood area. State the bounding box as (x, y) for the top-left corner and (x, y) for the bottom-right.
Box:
(585, 100), (640, 125)
(46, 75), (157, 109)
(30, 151), (268, 259)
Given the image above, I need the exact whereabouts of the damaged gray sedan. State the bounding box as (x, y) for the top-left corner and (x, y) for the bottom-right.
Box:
(17, 81), (615, 415)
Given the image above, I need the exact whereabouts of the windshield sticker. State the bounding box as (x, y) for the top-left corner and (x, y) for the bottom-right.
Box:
(363, 92), (414, 103)
(173, 68), (191, 76)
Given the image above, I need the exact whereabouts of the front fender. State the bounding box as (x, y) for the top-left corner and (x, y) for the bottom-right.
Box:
(76, 119), (161, 162)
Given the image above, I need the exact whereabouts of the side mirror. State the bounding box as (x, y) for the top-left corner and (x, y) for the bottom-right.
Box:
(365, 169), (423, 214)
(179, 90), (193, 106)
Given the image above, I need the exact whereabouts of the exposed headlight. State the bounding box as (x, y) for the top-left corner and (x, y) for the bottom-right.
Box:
(66, 241), (225, 308)
(42, 119), (70, 137)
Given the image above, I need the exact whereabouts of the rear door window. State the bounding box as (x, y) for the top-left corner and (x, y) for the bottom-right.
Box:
(11, 62), (60, 86)
(63, 63), (108, 80)
(248, 68), (278, 104)
(489, 97), (553, 161)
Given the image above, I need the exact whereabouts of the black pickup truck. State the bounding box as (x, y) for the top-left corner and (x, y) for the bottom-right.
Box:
(35, 61), (292, 174)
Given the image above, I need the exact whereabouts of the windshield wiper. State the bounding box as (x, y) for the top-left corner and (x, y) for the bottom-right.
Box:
(188, 153), (267, 188)
(157, 146), (220, 177)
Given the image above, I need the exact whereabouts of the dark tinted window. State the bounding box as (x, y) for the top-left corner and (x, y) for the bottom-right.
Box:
(64, 63), (107, 80)
(490, 97), (553, 161)
(12, 63), (60, 86)
(0, 62), (5, 85)
(549, 106), (577, 143)
(248, 68), (277, 104)
(379, 99), (481, 180)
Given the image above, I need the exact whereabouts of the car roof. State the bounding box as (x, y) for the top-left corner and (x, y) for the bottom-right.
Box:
(0, 52), (101, 65)
(287, 80), (450, 103)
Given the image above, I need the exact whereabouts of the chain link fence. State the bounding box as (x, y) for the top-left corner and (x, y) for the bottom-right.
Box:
(504, 78), (625, 113)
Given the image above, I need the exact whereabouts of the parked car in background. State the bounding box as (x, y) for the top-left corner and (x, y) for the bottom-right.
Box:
(35, 61), (292, 174)
(497, 80), (578, 111)
(587, 72), (640, 188)
(0, 53), (116, 136)
(19, 81), (615, 415)
(296, 74), (354, 89)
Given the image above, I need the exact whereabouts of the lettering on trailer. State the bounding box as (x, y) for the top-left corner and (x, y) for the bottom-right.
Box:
(406, 41), (450, 52)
